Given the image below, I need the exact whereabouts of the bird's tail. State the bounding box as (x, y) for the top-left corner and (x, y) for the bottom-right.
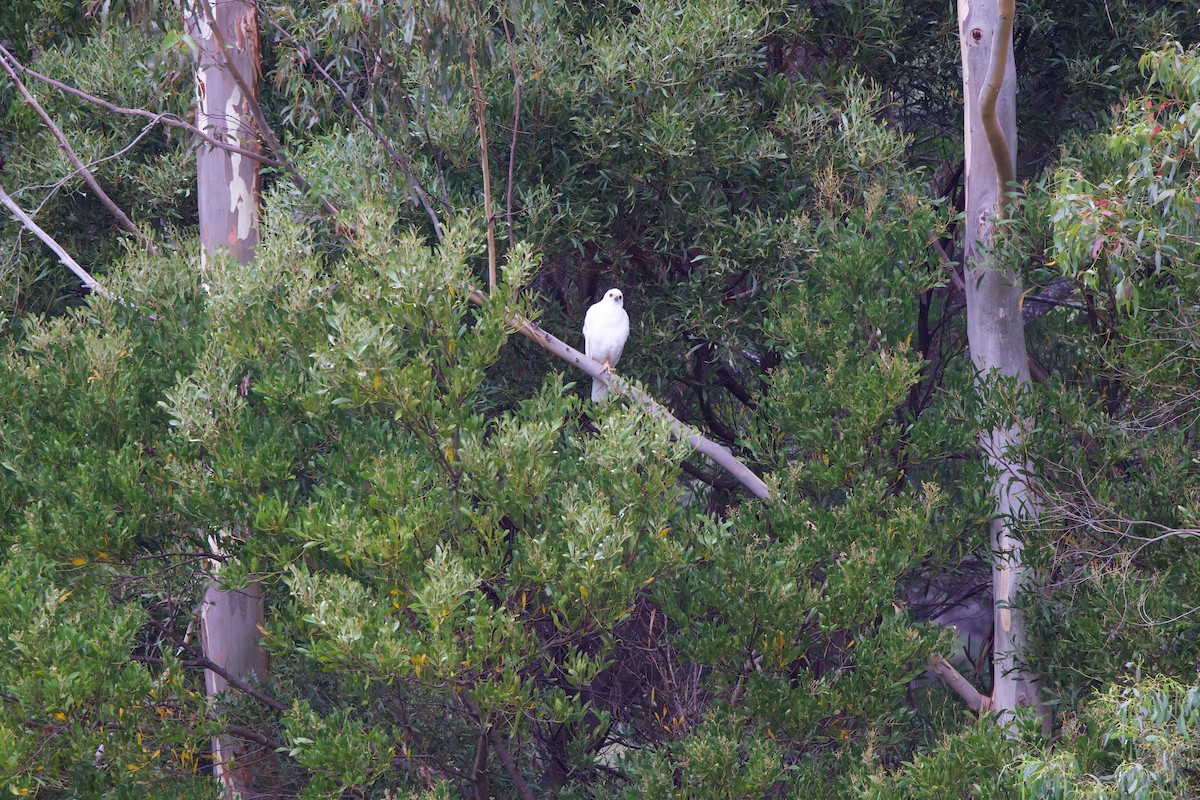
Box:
(591, 378), (608, 402)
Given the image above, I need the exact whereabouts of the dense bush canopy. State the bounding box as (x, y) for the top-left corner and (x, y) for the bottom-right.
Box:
(3, 1), (1200, 798)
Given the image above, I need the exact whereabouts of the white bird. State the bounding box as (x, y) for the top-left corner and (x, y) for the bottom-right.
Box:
(582, 287), (630, 401)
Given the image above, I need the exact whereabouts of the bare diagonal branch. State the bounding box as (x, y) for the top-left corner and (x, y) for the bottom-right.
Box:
(929, 654), (989, 712)
(0, 179), (106, 295)
(467, 288), (772, 500)
(0, 43), (279, 166)
(0, 43), (155, 255)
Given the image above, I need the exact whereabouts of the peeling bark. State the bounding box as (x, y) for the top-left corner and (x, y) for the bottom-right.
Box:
(187, 0), (261, 270)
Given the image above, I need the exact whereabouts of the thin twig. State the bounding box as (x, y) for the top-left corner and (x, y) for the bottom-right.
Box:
(25, 119), (161, 219)
(0, 44), (155, 254)
(414, 101), (454, 217)
(462, 8), (497, 290)
(500, 7), (521, 249)
(0, 43), (278, 165)
(260, 12), (443, 242)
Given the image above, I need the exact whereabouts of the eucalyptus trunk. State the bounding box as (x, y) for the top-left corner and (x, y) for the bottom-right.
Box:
(189, 0), (261, 267)
(186, 1), (269, 796)
(957, 0), (1046, 725)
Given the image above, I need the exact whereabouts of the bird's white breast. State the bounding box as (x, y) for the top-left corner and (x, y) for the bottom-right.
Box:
(583, 298), (630, 364)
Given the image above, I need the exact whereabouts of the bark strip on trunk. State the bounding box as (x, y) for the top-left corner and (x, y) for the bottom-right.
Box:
(188, 0), (261, 269)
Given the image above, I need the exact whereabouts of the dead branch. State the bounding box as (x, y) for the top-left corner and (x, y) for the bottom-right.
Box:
(1042, 467), (1200, 558)
(224, 723), (282, 752)
(0, 179), (107, 295)
(468, 288), (772, 499)
(4, 14), (770, 502)
(0, 43), (278, 166)
(486, 722), (534, 800)
(0, 44), (155, 255)
(929, 653), (989, 712)
(260, 12), (444, 242)
(680, 459), (739, 491)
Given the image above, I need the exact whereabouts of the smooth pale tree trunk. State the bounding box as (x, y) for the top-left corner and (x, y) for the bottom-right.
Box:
(958, 0), (1046, 725)
(185, 1), (269, 796)
(189, 0), (261, 267)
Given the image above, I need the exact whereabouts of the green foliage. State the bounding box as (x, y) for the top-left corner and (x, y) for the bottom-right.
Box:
(654, 184), (986, 791)
(5, 1), (1200, 798)
(1019, 678), (1200, 800)
(0, 0), (91, 59)
(0, 26), (193, 314)
(282, 701), (392, 797)
(0, 251), (215, 797)
(0, 185), (983, 796)
(617, 711), (791, 798)
(1051, 44), (1200, 313)
(1027, 44), (1200, 723)
(856, 716), (1016, 799)
(866, 679), (1200, 798)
